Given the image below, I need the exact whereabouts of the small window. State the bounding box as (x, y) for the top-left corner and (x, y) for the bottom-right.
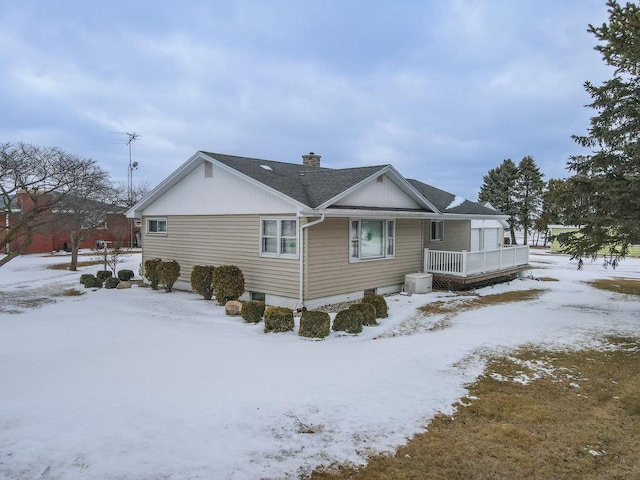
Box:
(431, 220), (443, 241)
(260, 218), (298, 257)
(147, 218), (167, 234)
(204, 161), (213, 178)
(350, 219), (395, 262)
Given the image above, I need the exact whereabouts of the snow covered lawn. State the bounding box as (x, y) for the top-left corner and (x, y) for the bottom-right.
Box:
(1, 251), (639, 479)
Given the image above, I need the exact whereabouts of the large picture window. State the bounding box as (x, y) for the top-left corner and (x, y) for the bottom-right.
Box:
(350, 219), (395, 261)
(147, 218), (167, 234)
(260, 218), (298, 257)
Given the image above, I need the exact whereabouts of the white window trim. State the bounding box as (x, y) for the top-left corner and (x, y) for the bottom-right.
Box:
(260, 217), (299, 258)
(349, 218), (395, 263)
(431, 220), (443, 242)
(147, 217), (168, 235)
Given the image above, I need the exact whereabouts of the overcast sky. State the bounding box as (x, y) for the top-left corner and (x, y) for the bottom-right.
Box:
(0, 1), (613, 201)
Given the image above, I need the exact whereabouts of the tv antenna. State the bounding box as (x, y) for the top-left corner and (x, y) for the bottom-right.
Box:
(113, 132), (142, 202)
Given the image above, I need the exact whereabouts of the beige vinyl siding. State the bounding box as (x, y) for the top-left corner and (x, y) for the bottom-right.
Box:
(304, 218), (423, 299)
(424, 219), (470, 251)
(142, 215), (299, 297)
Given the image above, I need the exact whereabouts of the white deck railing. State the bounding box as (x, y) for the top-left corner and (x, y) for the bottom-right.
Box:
(424, 245), (529, 277)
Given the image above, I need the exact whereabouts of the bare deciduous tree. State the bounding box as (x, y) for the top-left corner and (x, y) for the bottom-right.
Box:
(0, 142), (108, 267)
(55, 172), (123, 271)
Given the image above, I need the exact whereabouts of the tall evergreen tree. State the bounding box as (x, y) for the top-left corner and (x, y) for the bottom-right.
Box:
(515, 156), (545, 245)
(478, 159), (519, 244)
(563, 0), (640, 262)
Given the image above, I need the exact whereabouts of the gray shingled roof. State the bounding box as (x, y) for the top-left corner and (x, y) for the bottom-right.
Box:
(407, 179), (502, 216)
(201, 151), (503, 216)
(202, 152), (388, 208)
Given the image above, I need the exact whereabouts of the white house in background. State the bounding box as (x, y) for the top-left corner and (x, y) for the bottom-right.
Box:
(127, 152), (529, 309)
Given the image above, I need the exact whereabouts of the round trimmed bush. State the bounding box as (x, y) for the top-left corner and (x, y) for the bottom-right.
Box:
(299, 311), (330, 339)
(159, 260), (181, 292)
(213, 265), (245, 305)
(83, 276), (103, 289)
(241, 301), (266, 323)
(104, 277), (120, 289)
(264, 307), (294, 333)
(349, 302), (377, 326)
(117, 269), (135, 281)
(190, 265), (215, 300)
(96, 270), (112, 281)
(144, 258), (163, 290)
(362, 294), (388, 318)
(332, 309), (363, 334)
(79, 273), (94, 285)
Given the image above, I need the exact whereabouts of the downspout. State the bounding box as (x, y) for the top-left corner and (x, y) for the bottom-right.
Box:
(299, 213), (325, 309)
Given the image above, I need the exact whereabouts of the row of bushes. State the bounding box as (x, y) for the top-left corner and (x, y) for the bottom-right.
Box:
(238, 295), (389, 339)
(142, 260), (246, 305)
(79, 269), (135, 289)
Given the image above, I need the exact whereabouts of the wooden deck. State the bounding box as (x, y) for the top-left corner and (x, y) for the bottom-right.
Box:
(431, 264), (530, 291)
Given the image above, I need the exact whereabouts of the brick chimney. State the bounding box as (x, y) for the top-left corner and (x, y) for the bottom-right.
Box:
(302, 152), (321, 167)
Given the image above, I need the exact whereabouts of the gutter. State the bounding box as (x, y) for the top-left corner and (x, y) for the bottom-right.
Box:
(298, 213), (325, 309)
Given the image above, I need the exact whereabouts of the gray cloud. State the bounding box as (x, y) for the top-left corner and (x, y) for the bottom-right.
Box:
(0, 0), (612, 201)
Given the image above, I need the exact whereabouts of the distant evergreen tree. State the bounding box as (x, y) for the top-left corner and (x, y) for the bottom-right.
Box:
(479, 159), (519, 244)
(562, 0), (640, 262)
(515, 156), (545, 246)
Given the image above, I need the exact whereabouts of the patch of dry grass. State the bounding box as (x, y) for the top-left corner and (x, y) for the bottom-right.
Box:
(55, 288), (85, 297)
(307, 336), (640, 480)
(419, 289), (546, 317)
(536, 277), (559, 282)
(48, 260), (103, 270)
(587, 278), (640, 297)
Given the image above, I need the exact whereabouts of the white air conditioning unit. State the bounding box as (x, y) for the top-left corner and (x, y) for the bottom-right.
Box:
(404, 273), (433, 294)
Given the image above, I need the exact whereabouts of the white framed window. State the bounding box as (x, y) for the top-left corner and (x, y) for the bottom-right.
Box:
(350, 219), (395, 262)
(147, 218), (167, 235)
(260, 218), (298, 257)
(431, 220), (443, 241)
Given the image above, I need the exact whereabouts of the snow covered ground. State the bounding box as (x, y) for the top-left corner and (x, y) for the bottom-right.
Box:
(1, 250), (639, 479)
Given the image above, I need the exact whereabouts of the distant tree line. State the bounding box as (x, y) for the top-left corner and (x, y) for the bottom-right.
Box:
(478, 156), (544, 246)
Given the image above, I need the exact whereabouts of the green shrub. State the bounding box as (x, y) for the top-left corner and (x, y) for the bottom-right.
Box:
(190, 265), (216, 300)
(96, 270), (112, 281)
(79, 273), (94, 285)
(144, 258), (162, 290)
(241, 301), (266, 323)
(362, 294), (388, 318)
(104, 277), (120, 289)
(83, 276), (103, 289)
(213, 265), (245, 305)
(264, 307), (294, 333)
(159, 260), (181, 292)
(299, 310), (330, 339)
(117, 269), (135, 281)
(332, 309), (363, 334)
(349, 302), (377, 326)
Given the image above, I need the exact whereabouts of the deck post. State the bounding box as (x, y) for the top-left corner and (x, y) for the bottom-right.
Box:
(461, 250), (468, 276)
(424, 248), (429, 273)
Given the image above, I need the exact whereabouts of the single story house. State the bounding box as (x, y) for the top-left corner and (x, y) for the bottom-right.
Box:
(549, 225), (640, 257)
(127, 152), (529, 309)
